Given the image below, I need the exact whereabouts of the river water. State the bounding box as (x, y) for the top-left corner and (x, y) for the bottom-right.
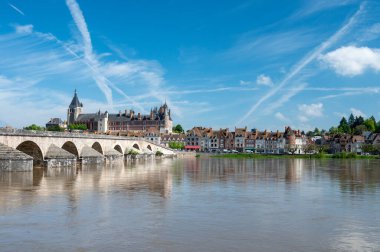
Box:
(1, 157), (380, 251)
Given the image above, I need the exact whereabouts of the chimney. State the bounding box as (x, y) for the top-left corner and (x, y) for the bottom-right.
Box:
(125, 109), (128, 116)
(150, 109), (154, 120)
(138, 112), (141, 120)
(130, 110), (133, 119)
(119, 110), (121, 117)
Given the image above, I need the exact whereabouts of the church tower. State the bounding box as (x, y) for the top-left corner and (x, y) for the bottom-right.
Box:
(67, 90), (83, 125)
(161, 101), (173, 133)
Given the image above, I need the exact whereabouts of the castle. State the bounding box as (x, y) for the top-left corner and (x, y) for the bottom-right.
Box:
(67, 90), (173, 134)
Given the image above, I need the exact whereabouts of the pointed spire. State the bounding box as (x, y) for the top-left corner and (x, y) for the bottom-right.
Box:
(69, 89), (82, 108)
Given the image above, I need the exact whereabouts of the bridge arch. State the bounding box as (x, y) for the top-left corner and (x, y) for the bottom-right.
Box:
(62, 141), (79, 157)
(92, 142), (103, 154)
(132, 143), (140, 150)
(114, 144), (123, 155)
(146, 144), (152, 152)
(16, 141), (44, 165)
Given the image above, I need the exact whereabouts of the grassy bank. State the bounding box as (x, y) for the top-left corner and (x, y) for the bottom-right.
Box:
(210, 153), (379, 159)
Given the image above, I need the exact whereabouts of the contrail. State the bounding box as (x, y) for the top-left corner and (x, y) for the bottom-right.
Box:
(8, 3), (24, 16)
(236, 2), (366, 125)
(65, 0), (113, 105)
(65, 0), (170, 113)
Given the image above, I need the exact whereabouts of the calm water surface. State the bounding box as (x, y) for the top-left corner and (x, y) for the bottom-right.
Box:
(1, 157), (380, 251)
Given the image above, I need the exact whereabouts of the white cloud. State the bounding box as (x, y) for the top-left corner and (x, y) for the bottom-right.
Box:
(298, 103), (324, 122)
(240, 80), (252, 85)
(350, 108), (367, 118)
(358, 23), (380, 42)
(15, 24), (33, 34)
(320, 46), (380, 76)
(294, 0), (357, 18)
(334, 112), (348, 118)
(275, 112), (287, 122)
(298, 115), (309, 123)
(256, 74), (273, 86)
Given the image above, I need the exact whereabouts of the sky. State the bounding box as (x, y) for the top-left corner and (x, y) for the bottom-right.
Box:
(1, 0), (380, 131)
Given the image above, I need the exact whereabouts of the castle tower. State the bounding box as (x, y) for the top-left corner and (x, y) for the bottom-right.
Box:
(162, 102), (173, 133)
(67, 90), (83, 125)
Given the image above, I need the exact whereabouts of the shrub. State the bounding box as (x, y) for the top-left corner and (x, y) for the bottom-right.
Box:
(127, 149), (139, 156)
(347, 152), (357, 159)
(46, 125), (65, 132)
(24, 124), (44, 131)
(68, 123), (87, 131)
(155, 150), (163, 156)
(314, 152), (327, 159)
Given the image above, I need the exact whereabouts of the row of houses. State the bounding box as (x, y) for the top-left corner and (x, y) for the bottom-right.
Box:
(161, 126), (308, 154)
(317, 132), (380, 154)
(160, 127), (380, 154)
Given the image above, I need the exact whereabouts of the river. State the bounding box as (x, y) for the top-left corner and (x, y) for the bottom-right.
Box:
(1, 157), (380, 251)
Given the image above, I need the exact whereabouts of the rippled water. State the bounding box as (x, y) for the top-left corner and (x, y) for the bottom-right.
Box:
(1, 157), (380, 251)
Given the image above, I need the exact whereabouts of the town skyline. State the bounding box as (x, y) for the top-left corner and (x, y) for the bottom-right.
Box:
(1, 0), (380, 131)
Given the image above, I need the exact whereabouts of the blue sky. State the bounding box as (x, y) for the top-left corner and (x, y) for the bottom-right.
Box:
(1, 0), (380, 131)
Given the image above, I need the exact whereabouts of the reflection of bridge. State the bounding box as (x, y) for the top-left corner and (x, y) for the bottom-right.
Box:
(0, 129), (175, 169)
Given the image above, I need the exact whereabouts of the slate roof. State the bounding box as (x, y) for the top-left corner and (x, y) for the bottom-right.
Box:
(69, 90), (83, 109)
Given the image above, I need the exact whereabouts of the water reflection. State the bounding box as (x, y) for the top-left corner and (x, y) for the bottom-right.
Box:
(0, 158), (380, 251)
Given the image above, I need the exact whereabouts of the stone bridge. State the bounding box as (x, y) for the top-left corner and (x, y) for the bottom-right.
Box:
(0, 129), (175, 168)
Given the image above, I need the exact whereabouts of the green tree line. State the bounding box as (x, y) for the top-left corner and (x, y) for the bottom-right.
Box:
(307, 114), (380, 137)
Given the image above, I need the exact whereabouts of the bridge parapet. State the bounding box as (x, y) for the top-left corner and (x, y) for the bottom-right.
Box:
(0, 128), (143, 141)
(0, 128), (176, 168)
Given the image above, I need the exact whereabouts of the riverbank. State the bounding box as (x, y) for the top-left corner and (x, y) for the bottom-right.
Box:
(210, 153), (379, 159)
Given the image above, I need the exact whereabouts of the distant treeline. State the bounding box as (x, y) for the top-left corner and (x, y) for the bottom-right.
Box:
(306, 114), (380, 137)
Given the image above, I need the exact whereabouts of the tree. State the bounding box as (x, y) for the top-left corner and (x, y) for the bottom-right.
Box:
(364, 118), (376, 132)
(370, 115), (377, 125)
(172, 124), (184, 133)
(353, 116), (364, 128)
(286, 144), (298, 155)
(306, 131), (314, 137)
(348, 113), (355, 128)
(374, 144), (380, 155)
(353, 125), (367, 135)
(316, 144), (329, 154)
(303, 142), (316, 154)
(24, 124), (44, 131)
(338, 117), (350, 134)
(169, 141), (185, 149)
(313, 127), (321, 136)
(68, 123), (87, 131)
(47, 125), (65, 132)
(329, 127), (339, 135)
(361, 144), (375, 154)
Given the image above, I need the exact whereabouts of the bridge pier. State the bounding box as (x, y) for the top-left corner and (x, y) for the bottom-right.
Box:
(0, 143), (33, 171)
(44, 144), (77, 168)
(105, 149), (123, 162)
(81, 146), (104, 164)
